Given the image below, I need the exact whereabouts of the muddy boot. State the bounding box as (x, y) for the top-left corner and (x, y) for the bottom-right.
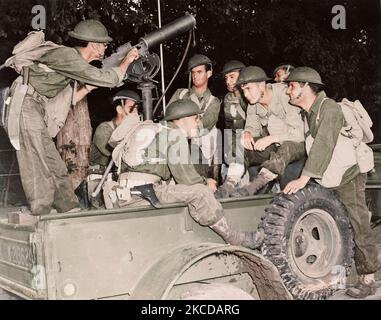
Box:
(210, 216), (265, 249)
(215, 176), (240, 199)
(231, 168), (278, 197)
(346, 274), (378, 299)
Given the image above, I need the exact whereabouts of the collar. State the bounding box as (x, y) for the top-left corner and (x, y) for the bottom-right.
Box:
(189, 86), (211, 100)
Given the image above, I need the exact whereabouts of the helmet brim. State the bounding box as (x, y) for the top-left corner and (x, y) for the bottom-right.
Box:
(235, 76), (271, 86)
(68, 31), (113, 43)
(164, 109), (204, 121)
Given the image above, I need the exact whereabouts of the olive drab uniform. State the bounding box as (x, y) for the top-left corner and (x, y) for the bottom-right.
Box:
(7, 45), (124, 215)
(168, 87), (221, 165)
(223, 92), (247, 166)
(89, 120), (116, 169)
(303, 91), (381, 275)
(104, 121), (223, 225)
(243, 82), (305, 175)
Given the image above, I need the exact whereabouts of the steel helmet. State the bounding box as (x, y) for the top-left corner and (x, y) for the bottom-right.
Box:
(236, 66), (271, 86)
(164, 100), (204, 121)
(285, 67), (324, 85)
(273, 63), (295, 77)
(112, 89), (141, 104)
(68, 19), (113, 43)
(187, 54), (212, 72)
(221, 60), (245, 75)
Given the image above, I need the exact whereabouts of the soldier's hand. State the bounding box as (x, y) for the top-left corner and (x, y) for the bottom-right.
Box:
(241, 131), (255, 150)
(125, 47), (140, 64)
(207, 178), (217, 192)
(283, 175), (310, 194)
(254, 136), (278, 151)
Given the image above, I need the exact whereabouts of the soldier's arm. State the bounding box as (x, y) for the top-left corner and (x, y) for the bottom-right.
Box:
(278, 103), (305, 143)
(38, 47), (125, 88)
(302, 101), (344, 178)
(243, 104), (261, 138)
(92, 123), (114, 157)
(200, 97), (221, 131)
(167, 132), (207, 185)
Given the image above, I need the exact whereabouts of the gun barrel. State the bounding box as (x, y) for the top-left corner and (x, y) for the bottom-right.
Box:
(139, 14), (196, 51)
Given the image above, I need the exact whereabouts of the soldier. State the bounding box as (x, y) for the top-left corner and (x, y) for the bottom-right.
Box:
(221, 66), (305, 198)
(273, 63), (295, 82)
(89, 89), (140, 170)
(8, 19), (139, 216)
(105, 100), (264, 249)
(215, 60), (247, 198)
(87, 89), (140, 208)
(283, 67), (381, 298)
(168, 54), (221, 168)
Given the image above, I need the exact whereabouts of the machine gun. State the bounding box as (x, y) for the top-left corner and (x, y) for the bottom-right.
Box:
(102, 14), (196, 120)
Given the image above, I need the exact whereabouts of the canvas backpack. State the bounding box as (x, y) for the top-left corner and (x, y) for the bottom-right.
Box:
(315, 98), (374, 174)
(3, 31), (75, 139)
(110, 116), (165, 174)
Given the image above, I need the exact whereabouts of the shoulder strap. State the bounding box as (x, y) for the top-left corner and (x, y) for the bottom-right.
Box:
(179, 89), (189, 99)
(316, 97), (329, 124)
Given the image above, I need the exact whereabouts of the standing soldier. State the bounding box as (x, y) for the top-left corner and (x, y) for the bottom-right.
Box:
(215, 60), (247, 198)
(168, 54), (221, 175)
(5, 19), (139, 216)
(283, 67), (381, 298)
(221, 66), (305, 197)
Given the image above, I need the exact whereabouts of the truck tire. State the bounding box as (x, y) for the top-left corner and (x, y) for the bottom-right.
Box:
(179, 283), (255, 300)
(261, 183), (354, 300)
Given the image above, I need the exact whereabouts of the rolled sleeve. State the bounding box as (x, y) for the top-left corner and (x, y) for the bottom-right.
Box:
(244, 104), (262, 138)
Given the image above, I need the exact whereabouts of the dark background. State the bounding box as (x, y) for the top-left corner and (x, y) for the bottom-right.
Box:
(0, 0), (380, 206)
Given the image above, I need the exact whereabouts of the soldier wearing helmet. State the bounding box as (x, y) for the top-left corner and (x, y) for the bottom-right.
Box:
(215, 60), (247, 198)
(217, 66), (305, 198)
(168, 54), (221, 171)
(273, 63), (295, 82)
(283, 67), (381, 298)
(104, 99), (264, 250)
(87, 89), (141, 208)
(89, 89), (141, 170)
(5, 19), (140, 216)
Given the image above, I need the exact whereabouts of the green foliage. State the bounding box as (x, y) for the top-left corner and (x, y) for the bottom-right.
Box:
(0, 0), (379, 115)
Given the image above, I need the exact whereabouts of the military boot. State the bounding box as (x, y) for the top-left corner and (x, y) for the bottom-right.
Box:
(215, 176), (240, 199)
(210, 216), (265, 249)
(346, 274), (378, 299)
(231, 168), (278, 197)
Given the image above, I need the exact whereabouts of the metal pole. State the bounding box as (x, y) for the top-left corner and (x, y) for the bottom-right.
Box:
(157, 0), (166, 113)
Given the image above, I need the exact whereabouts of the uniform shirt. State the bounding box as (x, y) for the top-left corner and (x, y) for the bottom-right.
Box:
(89, 120), (116, 167)
(223, 92), (246, 130)
(302, 91), (359, 186)
(127, 122), (208, 185)
(244, 83), (304, 143)
(168, 87), (220, 131)
(28, 46), (124, 98)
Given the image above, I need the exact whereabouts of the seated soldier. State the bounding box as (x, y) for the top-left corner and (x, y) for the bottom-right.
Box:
(87, 89), (140, 207)
(104, 100), (264, 249)
(216, 66), (306, 198)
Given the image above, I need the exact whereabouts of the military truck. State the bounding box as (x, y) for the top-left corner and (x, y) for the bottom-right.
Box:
(1, 14), (380, 300)
(0, 146), (380, 300)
